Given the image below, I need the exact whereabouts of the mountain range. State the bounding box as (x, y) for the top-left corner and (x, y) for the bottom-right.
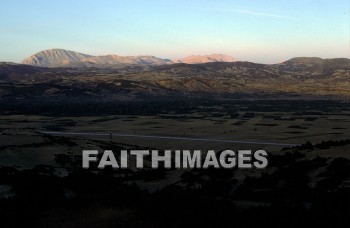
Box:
(21, 49), (237, 67)
(1, 52), (349, 103)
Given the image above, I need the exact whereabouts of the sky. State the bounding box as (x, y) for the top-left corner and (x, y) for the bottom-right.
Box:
(0, 0), (349, 63)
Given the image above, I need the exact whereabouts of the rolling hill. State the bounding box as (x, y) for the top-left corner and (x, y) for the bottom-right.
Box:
(1, 57), (349, 102)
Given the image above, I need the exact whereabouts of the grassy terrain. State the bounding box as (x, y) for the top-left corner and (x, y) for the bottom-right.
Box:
(1, 100), (350, 167)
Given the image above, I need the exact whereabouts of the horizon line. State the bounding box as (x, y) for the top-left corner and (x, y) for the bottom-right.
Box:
(4, 48), (349, 66)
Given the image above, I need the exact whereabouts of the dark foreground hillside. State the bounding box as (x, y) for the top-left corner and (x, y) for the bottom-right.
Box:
(0, 140), (349, 228)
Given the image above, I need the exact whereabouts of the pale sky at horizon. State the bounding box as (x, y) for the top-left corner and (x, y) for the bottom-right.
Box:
(1, 0), (349, 64)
